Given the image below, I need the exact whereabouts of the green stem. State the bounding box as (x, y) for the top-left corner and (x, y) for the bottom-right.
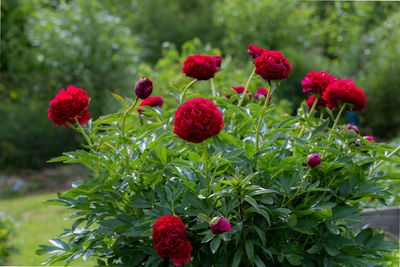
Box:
(74, 117), (93, 148)
(325, 107), (335, 121)
(327, 104), (347, 142)
(298, 96), (318, 138)
(255, 85), (272, 150)
(230, 67), (256, 133)
(210, 78), (217, 99)
(238, 66), (256, 107)
(370, 143), (400, 175)
(202, 142), (211, 193)
(180, 79), (197, 105)
(121, 97), (139, 174)
(284, 169), (311, 206)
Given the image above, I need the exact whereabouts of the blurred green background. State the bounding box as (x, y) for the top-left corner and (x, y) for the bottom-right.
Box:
(1, 0), (399, 171)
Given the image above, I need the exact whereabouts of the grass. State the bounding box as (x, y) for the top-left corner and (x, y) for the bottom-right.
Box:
(0, 192), (95, 266)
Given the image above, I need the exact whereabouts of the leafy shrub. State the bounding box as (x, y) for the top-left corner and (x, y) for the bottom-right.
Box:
(38, 49), (399, 266)
(0, 212), (16, 265)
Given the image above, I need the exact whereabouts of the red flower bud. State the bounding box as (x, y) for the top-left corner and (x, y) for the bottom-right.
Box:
(308, 154), (321, 168)
(255, 87), (271, 101)
(135, 77), (153, 99)
(346, 124), (360, 134)
(225, 86), (252, 101)
(210, 216), (232, 234)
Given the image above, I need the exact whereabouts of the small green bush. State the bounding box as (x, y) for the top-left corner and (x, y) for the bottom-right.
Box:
(0, 212), (16, 265)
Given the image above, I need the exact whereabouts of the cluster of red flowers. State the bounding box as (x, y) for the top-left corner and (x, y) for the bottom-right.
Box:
(173, 98), (224, 143)
(302, 71), (367, 112)
(48, 85), (90, 127)
(182, 54), (221, 80)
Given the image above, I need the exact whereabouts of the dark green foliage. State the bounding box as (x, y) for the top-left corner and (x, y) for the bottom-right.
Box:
(38, 64), (399, 265)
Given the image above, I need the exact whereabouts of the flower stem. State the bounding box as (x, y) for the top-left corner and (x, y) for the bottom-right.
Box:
(298, 96), (318, 138)
(202, 142), (211, 193)
(210, 78), (217, 100)
(74, 117), (93, 148)
(255, 84), (272, 150)
(284, 169), (311, 206)
(180, 79), (197, 105)
(327, 104), (347, 142)
(238, 67), (256, 107)
(121, 97), (139, 175)
(238, 193), (250, 267)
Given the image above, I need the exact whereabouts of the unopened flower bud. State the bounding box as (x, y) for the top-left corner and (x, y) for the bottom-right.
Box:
(308, 154), (321, 168)
(210, 216), (231, 234)
(363, 136), (375, 142)
(135, 77), (153, 99)
(346, 124), (359, 134)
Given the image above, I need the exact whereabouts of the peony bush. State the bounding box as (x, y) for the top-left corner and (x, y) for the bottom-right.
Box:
(38, 45), (399, 266)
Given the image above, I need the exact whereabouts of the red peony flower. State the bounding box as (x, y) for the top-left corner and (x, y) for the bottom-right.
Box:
(135, 77), (153, 99)
(308, 154), (321, 168)
(137, 96), (164, 113)
(302, 71), (336, 94)
(225, 86), (252, 100)
(255, 87), (271, 101)
(210, 216), (232, 234)
(48, 85), (90, 127)
(212, 56), (222, 68)
(363, 136), (375, 142)
(322, 80), (367, 111)
(173, 98), (224, 143)
(152, 215), (192, 266)
(255, 50), (292, 81)
(306, 95), (327, 109)
(182, 55), (217, 80)
(347, 124), (360, 134)
(248, 44), (266, 59)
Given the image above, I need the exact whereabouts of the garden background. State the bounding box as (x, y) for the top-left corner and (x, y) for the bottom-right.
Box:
(0, 0), (399, 265)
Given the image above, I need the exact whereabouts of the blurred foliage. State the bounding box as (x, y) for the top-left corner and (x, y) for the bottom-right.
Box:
(0, 212), (16, 265)
(1, 0), (399, 170)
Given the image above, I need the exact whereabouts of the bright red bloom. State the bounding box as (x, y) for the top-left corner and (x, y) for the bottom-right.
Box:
(48, 85), (90, 127)
(173, 98), (224, 143)
(322, 80), (367, 112)
(135, 77), (153, 99)
(182, 55), (217, 80)
(255, 50), (292, 81)
(255, 87), (271, 100)
(226, 86), (252, 100)
(306, 95), (327, 109)
(137, 96), (163, 113)
(363, 136), (376, 142)
(302, 71), (336, 94)
(212, 56), (222, 68)
(210, 216), (232, 234)
(308, 154), (321, 168)
(152, 215), (192, 266)
(248, 44), (266, 59)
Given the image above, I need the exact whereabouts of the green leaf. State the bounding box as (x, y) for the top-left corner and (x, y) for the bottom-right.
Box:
(245, 240), (254, 264)
(285, 254), (303, 265)
(48, 239), (68, 250)
(324, 244), (339, 256)
(307, 243), (322, 254)
(254, 255), (266, 267)
(232, 250), (242, 267)
(210, 237), (221, 254)
(111, 92), (129, 107)
(325, 221), (339, 235)
(292, 219), (318, 235)
(250, 225), (266, 247)
(201, 233), (214, 243)
(244, 195), (259, 212)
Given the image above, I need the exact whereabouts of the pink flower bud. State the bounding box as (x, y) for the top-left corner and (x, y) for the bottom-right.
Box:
(210, 216), (231, 234)
(135, 77), (153, 99)
(308, 154), (321, 168)
(346, 124), (359, 134)
(363, 136), (375, 142)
